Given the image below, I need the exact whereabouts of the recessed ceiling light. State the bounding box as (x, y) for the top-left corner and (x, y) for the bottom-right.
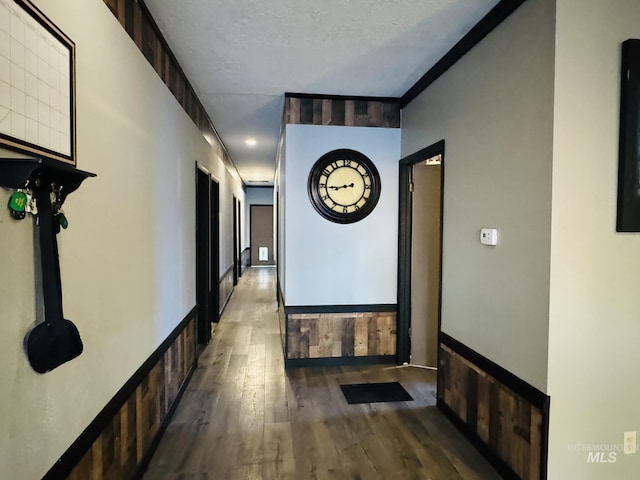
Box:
(245, 138), (257, 147)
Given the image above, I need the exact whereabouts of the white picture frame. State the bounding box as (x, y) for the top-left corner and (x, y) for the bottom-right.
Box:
(0, 0), (76, 165)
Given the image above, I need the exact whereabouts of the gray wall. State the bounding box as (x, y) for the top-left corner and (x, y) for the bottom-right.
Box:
(404, 0), (640, 477)
(402, 0), (555, 392)
(547, 0), (640, 477)
(0, 1), (244, 478)
(245, 187), (274, 206)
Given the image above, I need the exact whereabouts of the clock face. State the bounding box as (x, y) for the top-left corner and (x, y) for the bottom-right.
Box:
(307, 149), (381, 224)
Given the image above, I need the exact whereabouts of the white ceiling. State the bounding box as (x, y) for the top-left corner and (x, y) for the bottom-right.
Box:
(144, 0), (500, 186)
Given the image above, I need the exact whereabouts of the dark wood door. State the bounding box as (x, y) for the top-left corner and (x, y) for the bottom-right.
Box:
(196, 166), (211, 345)
(233, 196), (239, 285)
(250, 205), (275, 266)
(210, 179), (220, 322)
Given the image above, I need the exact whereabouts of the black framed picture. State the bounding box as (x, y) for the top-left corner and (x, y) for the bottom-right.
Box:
(617, 39), (640, 232)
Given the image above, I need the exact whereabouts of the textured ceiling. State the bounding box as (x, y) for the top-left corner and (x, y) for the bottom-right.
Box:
(144, 0), (499, 185)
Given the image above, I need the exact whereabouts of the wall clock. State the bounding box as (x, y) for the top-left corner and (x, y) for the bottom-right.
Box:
(307, 149), (381, 224)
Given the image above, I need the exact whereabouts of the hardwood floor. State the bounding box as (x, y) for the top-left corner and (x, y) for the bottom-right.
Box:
(143, 268), (500, 480)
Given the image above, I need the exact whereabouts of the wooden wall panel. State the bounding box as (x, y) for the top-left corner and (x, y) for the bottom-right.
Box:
(284, 95), (401, 128)
(58, 315), (197, 480)
(277, 290), (286, 355)
(286, 311), (396, 360)
(219, 267), (234, 315)
(439, 341), (549, 480)
(241, 247), (251, 275)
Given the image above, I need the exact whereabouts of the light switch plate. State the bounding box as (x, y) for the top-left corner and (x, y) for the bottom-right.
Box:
(624, 431), (636, 454)
(480, 228), (498, 246)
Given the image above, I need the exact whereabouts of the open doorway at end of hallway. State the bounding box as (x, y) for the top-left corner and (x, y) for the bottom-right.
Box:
(397, 140), (444, 370)
(250, 204), (275, 267)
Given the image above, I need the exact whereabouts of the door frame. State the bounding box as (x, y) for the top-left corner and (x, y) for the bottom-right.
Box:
(275, 187), (281, 305)
(210, 178), (220, 323)
(196, 163), (212, 346)
(238, 199), (243, 278)
(397, 139), (445, 364)
(232, 195), (239, 285)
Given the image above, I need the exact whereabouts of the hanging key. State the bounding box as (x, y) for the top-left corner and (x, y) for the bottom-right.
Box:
(8, 189), (28, 220)
(57, 209), (68, 230)
(23, 190), (32, 215)
(26, 189), (38, 216)
(48, 184), (67, 230)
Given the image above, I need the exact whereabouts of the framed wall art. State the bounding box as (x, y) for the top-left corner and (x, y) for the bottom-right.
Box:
(0, 0), (76, 165)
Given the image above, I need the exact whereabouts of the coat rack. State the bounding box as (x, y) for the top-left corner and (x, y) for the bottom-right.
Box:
(1, 157), (95, 373)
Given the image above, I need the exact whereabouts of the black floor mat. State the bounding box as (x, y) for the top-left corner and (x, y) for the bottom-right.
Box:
(339, 382), (413, 404)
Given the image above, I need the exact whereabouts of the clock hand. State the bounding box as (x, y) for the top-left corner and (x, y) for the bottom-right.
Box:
(328, 183), (355, 190)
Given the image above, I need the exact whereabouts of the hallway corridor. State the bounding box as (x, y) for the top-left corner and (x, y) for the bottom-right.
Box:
(144, 268), (500, 480)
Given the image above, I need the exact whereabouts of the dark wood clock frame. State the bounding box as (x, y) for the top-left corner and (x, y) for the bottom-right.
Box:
(307, 149), (381, 224)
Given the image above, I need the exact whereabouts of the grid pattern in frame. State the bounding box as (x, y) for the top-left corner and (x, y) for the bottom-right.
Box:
(0, 0), (74, 164)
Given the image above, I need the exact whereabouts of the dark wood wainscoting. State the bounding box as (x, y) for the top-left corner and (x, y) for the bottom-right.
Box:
(277, 288), (286, 356)
(219, 265), (234, 315)
(438, 333), (550, 480)
(240, 247), (250, 275)
(283, 94), (401, 128)
(43, 308), (197, 480)
(283, 304), (397, 368)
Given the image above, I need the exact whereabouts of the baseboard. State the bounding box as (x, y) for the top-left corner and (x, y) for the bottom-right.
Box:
(285, 355), (396, 369)
(43, 307), (197, 480)
(438, 332), (550, 480)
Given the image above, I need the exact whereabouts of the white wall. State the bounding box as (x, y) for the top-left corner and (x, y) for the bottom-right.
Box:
(284, 124), (400, 306)
(275, 133), (287, 295)
(547, 0), (640, 477)
(0, 1), (243, 478)
(220, 168), (244, 274)
(401, 0), (555, 391)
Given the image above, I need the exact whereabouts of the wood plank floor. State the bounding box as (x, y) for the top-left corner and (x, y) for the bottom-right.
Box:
(143, 268), (501, 480)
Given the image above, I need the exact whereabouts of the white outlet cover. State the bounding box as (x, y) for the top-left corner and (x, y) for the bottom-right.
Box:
(480, 228), (498, 246)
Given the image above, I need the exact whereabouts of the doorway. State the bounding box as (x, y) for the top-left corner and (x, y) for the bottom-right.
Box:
(233, 196), (239, 285)
(397, 140), (445, 367)
(250, 205), (275, 266)
(196, 165), (212, 346)
(210, 178), (220, 323)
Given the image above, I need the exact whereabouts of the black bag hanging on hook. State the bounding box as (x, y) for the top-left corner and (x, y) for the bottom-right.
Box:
(25, 180), (83, 373)
(26, 319), (83, 373)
